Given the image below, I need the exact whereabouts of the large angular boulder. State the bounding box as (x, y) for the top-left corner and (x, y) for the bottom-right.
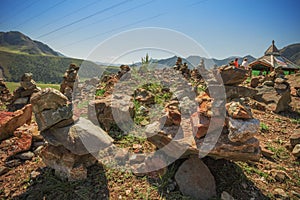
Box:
(227, 117), (259, 143)
(42, 117), (114, 155)
(218, 65), (248, 86)
(175, 157), (216, 200)
(0, 104), (32, 140)
(30, 88), (69, 113)
(254, 85), (291, 113)
(226, 101), (252, 119)
(40, 145), (96, 181)
(88, 94), (134, 131)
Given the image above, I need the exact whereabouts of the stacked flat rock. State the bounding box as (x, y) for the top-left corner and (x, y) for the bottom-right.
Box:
(254, 73), (291, 113)
(8, 73), (40, 111)
(0, 78), (12, 106)
(60, 64), (79, 100)
(30, 88), (114, 181)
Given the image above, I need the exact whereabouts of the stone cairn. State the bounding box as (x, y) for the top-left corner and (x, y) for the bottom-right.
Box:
(8, 73), (40, 111)
(84, 60), (262, 199)
(30, 86), (114, 181)
(250, 67), (291, 113)
(60, 63), (80, 100)
(173, 57), (190, 79)
(0, 78), (12, 108)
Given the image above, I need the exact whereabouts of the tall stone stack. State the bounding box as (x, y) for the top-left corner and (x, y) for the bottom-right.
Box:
(0, 78), (12, 107)
(60, 63), (79, 100)
(253, 72), (291, 113)
(8, 73), (40, 111)
(30, 88), (114, 181)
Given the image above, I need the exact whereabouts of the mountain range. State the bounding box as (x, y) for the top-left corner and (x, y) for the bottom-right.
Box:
(0, 31), (299, 83)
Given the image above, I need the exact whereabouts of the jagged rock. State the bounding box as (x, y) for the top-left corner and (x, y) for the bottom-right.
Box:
(134, 88), (155, 105)
(190, 112), (210, 138)
(227, 117), (259, 143)
(292, 144), (300, 157)
(88, 94), (134, 131)
(226, 86), (258, 100)
(274, 78), (285, 84)
(254, 85), (291, 113)
(42, 117), (113, 155)
(218, 65), (248, 85)
(175, 157), (216, 200)
(60, 64), (79, 100)
(196, 134), (261, 161)
(0, 104), (32, 140)
(8, 73), (40, 111)
(40, 145), (96, 181)
(34, 103), (73, 131)
(250, 77), (260, 88)
(226, 101), (252, 119)
(162, 106), (181, 126)
(290, 131), (300, 147)
(274, 83), (288, 90)
(262, 81), (274, 87)
(30, 88), (69, 113)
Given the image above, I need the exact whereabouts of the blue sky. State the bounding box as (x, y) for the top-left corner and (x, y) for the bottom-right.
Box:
(0, 0), (299, 63)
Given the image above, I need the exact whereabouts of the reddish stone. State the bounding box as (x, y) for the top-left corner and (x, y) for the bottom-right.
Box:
(0, 104), (32, 141)
(167, 108), (181, 125)
(7, 132), (32, 157)
(191, 112), (210, 139)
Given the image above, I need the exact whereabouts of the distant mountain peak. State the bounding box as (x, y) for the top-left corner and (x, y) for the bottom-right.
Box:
(0, 31), (63, 56)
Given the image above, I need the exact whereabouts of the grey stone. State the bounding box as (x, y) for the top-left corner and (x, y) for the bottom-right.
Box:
(13, 97), (29, 105)
(221, 191), (235, 200)
(16, 151), (35, 160)
(35, 104), (73, 131)
(227, 118), (260, 143)
(175, 157), (216, 200)
(42, 117), (113, 155)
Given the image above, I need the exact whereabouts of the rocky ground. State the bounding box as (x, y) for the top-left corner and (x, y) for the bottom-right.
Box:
(0, 69), (299, 200)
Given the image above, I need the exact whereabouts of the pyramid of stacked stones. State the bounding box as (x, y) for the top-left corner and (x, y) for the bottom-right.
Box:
(60, 63), (80, 100)
(8, 73), (40, 111)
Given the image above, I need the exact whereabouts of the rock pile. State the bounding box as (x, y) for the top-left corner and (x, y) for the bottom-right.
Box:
(0, 78), (11, 107)
(60, 63), (79, 100)
(173, 57), (190, 79)
(253, 72), (291, 113)
(30, 88), (114, 181)
(8, 73), (40, 111)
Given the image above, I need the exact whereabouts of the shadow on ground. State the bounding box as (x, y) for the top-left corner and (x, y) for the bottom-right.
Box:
(14, 164), (109, 200)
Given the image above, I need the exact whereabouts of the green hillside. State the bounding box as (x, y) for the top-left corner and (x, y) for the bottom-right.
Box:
(0, 50), (106, 83)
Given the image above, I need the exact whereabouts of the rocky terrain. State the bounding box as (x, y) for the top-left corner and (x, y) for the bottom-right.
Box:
(0, 60), (299, 200)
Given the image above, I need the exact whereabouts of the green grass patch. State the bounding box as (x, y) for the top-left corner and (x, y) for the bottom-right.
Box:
(260, 122), (269, 132)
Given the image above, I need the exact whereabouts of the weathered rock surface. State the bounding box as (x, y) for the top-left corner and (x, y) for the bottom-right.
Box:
(226, 101), (252, 119)
(0, 104), (32, 140)
(218, 65), (248, 85)
(8, 73), (40, 111)
(40, 145), (96, 181)
(88, 94), (134, 131)
(30, 88), (69, 113)
(227, 117), (259, 143)
(254, 85), (291, 113)
(42, 117), (113, 155)
(175, 157), (216, 200)
(35, 104), (73, 131)
(60, 64), (79, 100)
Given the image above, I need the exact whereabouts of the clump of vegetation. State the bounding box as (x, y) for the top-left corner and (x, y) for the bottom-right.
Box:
(95, 88), (106, 96)
(260, 122), (269, 132)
